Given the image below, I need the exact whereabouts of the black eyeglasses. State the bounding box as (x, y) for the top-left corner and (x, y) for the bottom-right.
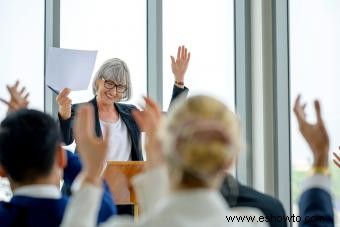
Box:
(101, 77), (127, 93)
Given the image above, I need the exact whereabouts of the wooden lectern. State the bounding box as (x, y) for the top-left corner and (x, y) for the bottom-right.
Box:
(103, 161), (145, 218)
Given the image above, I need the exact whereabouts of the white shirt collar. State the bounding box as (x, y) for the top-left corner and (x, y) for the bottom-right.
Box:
(159, 189), (230, 215)
(13, 184), (61, 199)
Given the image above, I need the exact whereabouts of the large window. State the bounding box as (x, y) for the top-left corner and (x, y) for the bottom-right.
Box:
(162, 0), (235, 111)
(0, 1), (45, 119)
(60, 0), (147, 105)
(0, 0), (45, 201)
(290, 0), (340, 222)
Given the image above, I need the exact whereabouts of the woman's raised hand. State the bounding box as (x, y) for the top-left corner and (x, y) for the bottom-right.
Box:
(170, 45), (191, 87)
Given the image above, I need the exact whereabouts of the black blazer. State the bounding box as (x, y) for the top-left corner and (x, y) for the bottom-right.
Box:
(58, 85), (189, 161)
(220, 174), (287, 227)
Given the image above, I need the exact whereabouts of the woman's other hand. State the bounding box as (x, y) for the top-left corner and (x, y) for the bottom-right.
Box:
(56, 88), (72, 120)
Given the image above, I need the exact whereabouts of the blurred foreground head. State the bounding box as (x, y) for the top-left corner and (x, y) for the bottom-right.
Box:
(0, 109), (63, 186)
(161, 95), (241, 188)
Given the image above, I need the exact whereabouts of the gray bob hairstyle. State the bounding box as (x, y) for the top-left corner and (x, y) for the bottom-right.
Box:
(92, 58), (132, 101)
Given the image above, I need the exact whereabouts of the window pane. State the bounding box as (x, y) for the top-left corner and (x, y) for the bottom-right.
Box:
(0, 0), (45, 201)
(0, 1), (45, 118)
(290, 0), (340, 223)
(60, 0), (147, 105)
(162, 0), (235, 111)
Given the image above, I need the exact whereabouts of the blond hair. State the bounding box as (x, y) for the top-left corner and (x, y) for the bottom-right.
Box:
(161, 95), (241, 187)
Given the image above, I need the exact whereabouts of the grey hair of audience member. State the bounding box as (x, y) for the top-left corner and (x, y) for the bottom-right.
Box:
(92, 58), (132, 101)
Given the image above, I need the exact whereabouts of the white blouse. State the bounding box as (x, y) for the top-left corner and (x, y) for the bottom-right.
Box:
(99, 116), (132, 161)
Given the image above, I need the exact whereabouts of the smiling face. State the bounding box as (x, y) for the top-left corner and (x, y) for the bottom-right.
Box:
(96, 77), (126, 104)
(92, 58), (132, 103)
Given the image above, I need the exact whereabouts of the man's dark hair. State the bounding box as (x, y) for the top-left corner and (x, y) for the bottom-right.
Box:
(0, 109), (62, 183)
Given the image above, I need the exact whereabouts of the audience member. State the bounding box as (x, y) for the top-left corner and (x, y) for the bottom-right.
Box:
(294, 95), (334, 227)
(220, 174), (287, 227)
(0, 81), (116, 227)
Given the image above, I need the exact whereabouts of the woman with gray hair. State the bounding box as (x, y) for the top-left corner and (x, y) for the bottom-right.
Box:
(56, 46), (190, 162)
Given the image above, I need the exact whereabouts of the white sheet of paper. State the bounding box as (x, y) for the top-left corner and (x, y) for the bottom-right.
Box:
(46, 47), (97, 91)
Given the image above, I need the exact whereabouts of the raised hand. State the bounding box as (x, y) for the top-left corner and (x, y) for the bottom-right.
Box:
(132, 97), (164, 168)
(293, 95), (329, 168)
(170, 45), (191, 86)
(0, 80), (29, 114)
(74, 104), (109, 185)
(56, 88), (72, 120)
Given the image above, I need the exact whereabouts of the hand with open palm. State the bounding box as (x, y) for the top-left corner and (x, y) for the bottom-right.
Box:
(170, 45), (191, 87)
(0, 80), (29, 115)
(293, 95), (329, 168)
(74, 104), (109, 185)
(132, 97), (164, 169)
